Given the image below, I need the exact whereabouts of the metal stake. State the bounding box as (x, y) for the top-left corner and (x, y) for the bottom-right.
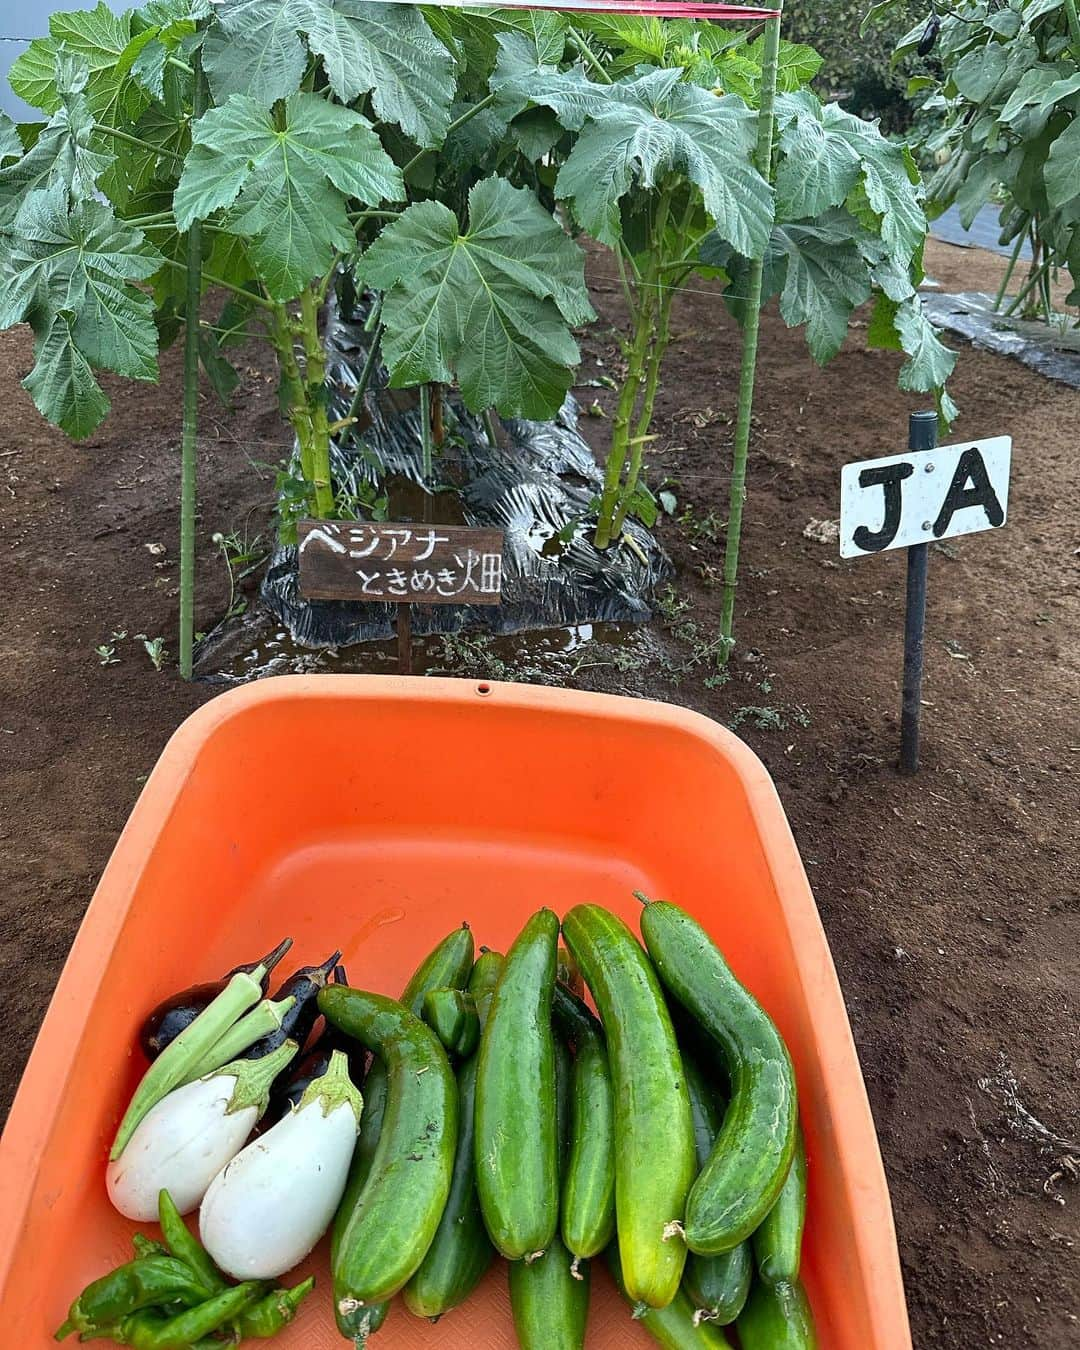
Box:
(899, 410), (937, 775)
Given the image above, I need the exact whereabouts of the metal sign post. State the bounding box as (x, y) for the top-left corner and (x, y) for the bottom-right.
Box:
(898, 412), (936, 774)
(840, 416), (1012, 774)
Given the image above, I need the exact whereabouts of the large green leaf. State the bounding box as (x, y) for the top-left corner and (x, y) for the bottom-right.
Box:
(1045, 118), (1080, 207)
(9, 2), (143, 117)
(0, 84), (113, 228)
(820, 103), (926, 259)
(509, 67), (772, 255)
(893, 297), (957, 391)
(202, 0), (455, 146)
(771, 215), (874, 363)
(174, 92), (403, 299)
(0, 185), (162, 436)
(953, 43), (1009, 102)
(356, 175), (594, 419)
(0, 117), (21, 164)
(775, 104), (862, 220)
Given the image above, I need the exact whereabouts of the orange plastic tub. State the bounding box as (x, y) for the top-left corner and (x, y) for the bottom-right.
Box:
(0, 676), (911, 1348)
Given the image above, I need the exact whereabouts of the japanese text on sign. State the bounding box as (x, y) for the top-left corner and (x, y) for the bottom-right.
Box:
(297, 521), (504, 605)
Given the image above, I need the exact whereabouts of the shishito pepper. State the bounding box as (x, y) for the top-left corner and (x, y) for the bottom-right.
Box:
(157, 1189), (228, 1295)
(54, 1256), (211, 1339)
(117, 1280), (265, 1348)
(233, 1277), (316, 1337)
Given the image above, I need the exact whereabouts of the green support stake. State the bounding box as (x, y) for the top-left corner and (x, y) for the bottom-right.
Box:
(719, 10), (782, 662)
(178, 55), (207, 680)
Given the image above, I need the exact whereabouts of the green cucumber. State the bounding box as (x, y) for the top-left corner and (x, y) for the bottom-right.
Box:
(319, 988), (457, 1329)
(402, 953), (503, 1322)
(562, 905), (695, 1309)
(681, 1046), (751, 1325)
(607, 1246), (734, 1349)
(402, 1054), (492, 1320)
(753, 1128), (807, 1285)
(736, 1278), (817, 1350)
(509, 1234), (590, 1350)
(469, 950), (505, 1012)
(423, 988), (480, 1058)
(552, 983), (615, 1262)
(475, 909), (560, 1259)
(329, 925), (474, 1339)
(555, 1029), (573, 1173)
(639, 897), (797, 1255)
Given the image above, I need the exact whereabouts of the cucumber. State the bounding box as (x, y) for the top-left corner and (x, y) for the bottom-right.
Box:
(552, 984), (615, 1262)
(422, 988), (479, 1058)
(469, 950), (505, 1011)
(402, 1055), (492, 1320)
(639, 898), (797, 1255)
(681, 1045), (751, 1325)
(329, 926), (474, 1338)
(753, 1127), (807, 1285)
(319, 988), (458, 1325)
(736, 1278), (817, 1350)
(474, 909), (560, 1259)
(606, 1246), (734, 1350)
(509, 1234), (590, 1350)
(555, 1029), (573, 1173)
(562, 905), (695, 1309)
(402, 953), (503, 1321)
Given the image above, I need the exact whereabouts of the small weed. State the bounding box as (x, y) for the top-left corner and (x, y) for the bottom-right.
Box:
(655, 584), (689, 623)
(135, 634), (168, 671)
(95, 643), (120, 667)
(213, 526), (270, 623)
(678, 505), (725, 545)
(436, 632), (519, 682)
(730, 705), (786, 732)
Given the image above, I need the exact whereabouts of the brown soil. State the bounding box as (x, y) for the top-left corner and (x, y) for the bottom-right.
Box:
(2, 239), (1078, 1347)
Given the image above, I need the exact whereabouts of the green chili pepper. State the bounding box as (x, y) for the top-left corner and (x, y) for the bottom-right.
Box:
(120, 1281), (265, 1348)
(233, 1277), (315, 1337)
(55, 1257), (211, 1339)
(158, 1190), (228, 1294)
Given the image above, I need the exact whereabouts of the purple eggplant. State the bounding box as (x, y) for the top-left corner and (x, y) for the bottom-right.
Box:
(138, 938), (293, 1060)
(263, 1023), (367, 1124)
(242, 951), (342, 1061)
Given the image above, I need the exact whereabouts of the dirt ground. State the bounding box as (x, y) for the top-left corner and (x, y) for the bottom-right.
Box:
(2, 239), (1078, 1347)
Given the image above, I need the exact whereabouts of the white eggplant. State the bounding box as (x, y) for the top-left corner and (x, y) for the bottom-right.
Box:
(106, 1040), (297, 1221)
(199, 1049), (363, 1280)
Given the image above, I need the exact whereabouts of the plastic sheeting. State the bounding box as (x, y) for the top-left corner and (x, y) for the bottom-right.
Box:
(260, 293), (670, 648)
(923, 291), (1080, 390)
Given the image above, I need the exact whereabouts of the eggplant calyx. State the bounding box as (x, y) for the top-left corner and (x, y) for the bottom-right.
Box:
(297, 1049), (364, 1125)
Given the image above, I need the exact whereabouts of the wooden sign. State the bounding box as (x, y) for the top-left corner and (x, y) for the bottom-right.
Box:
(297, 521), (504, 605)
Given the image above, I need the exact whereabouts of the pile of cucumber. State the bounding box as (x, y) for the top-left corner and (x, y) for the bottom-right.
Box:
(318, 896), (818, 1349)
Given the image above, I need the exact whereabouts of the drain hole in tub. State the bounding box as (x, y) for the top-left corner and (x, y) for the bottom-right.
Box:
(476, 683), (492, 696)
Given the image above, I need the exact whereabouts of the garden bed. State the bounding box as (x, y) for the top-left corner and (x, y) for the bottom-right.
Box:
(1, 236), (1078, 1349)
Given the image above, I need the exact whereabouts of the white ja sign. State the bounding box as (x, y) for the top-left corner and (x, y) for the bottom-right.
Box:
(839, 437), (1011, 559)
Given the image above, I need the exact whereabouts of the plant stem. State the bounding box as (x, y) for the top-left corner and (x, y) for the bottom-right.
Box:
(161, 257), (277, 312)
(178, 58), (207, 682)
(419, 383), (433, 483)
(719, 12), (781, 662)
(401, 93), (498, 177)
(1064, 0), (1080, 54)
(484, 408), (500, 448)
(299, 285), (334, 518)
(594, 281), (655, 549)
(567, 26), (613, 83)
(992, 220), (1029, 311)
(346, 311), (383, 426)
(94, 122), (185, 163)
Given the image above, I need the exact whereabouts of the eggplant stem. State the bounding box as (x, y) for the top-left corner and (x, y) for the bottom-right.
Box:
(257, 937), (294, 981)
